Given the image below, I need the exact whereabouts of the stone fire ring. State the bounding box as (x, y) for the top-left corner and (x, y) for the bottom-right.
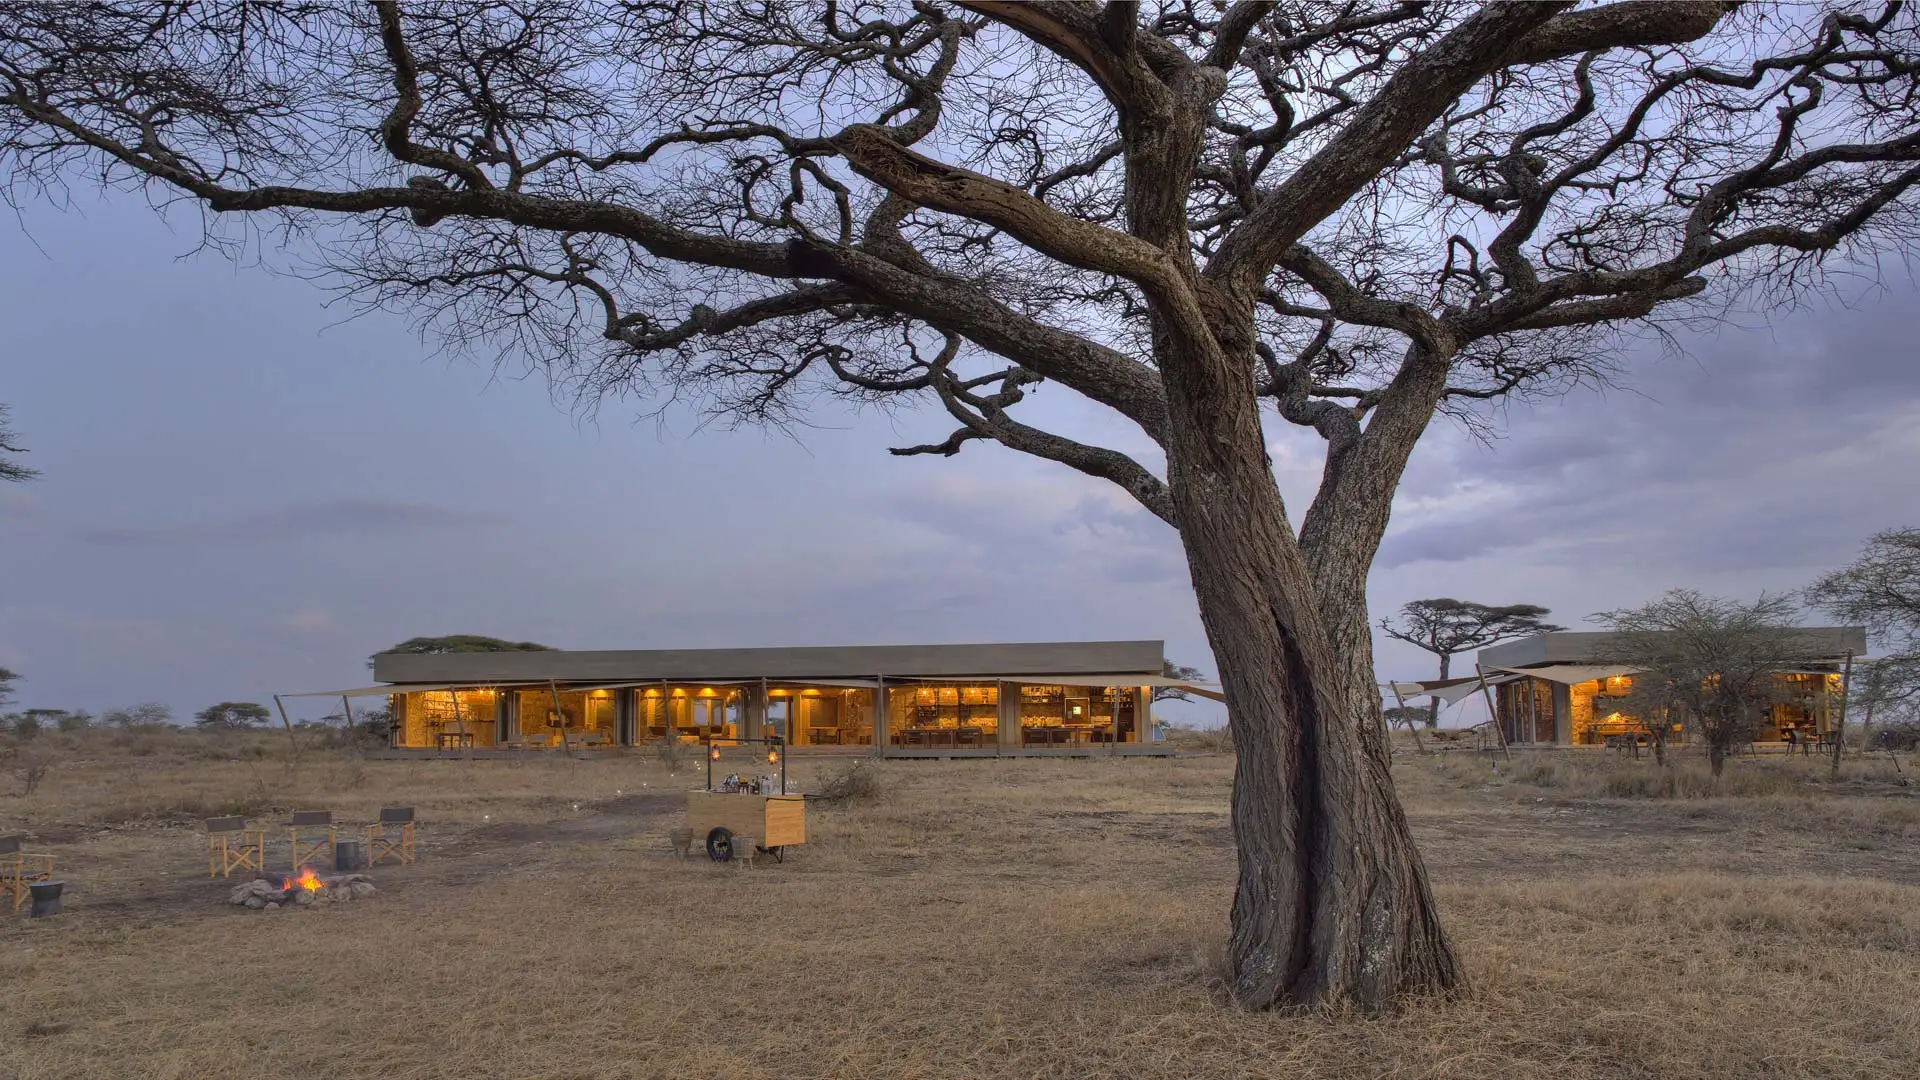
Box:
(229, 873), (377, 910)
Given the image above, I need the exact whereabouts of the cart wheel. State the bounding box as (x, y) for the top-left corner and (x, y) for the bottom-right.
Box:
(763, 845), (784, 864)
(706, 827), (734, 862)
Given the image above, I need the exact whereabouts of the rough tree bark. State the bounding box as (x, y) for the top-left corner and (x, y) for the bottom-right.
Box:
(1154, 281), (1461, 1006)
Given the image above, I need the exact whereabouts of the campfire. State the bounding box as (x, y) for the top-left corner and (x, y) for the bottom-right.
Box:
(229, 869), (376, 910)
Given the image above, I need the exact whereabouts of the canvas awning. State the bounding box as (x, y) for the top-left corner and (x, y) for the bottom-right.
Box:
(1174, 684), (1228, 703)
(277, 682), (545, 699)
(1490, 664), (1642, 685)
(1388, 676), (1488, 706)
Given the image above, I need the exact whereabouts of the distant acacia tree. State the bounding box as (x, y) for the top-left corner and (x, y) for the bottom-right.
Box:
(1153, 660), (1209, 704)
(0, 667), (18, 711)
(194, 701), (271, 731)
(102, 702), (173, 729)
(1380, 600), (1562, 728)
(9, 0), (1920, 1010)
(1593, 592), (1810, 777)
(0, 404), (35, 483)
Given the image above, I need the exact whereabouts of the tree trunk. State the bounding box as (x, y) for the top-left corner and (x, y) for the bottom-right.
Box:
(1428, 653), (1451, 729)
(1157, 320), (1460, 1012)
(1708, 740), (1726, 778)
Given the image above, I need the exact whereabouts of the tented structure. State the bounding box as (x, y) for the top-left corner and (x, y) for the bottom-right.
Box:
(1474, 628), (1865, 746)
(288, 640), (1195, 757)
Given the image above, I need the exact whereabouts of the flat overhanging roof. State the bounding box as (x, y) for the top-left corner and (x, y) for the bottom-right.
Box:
(369, 640), (1167, 685)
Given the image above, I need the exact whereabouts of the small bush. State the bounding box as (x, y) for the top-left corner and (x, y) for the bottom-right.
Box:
(656, 736), (689, 772)
(816, 760), (887, 804)
(14, 746), (53, 795)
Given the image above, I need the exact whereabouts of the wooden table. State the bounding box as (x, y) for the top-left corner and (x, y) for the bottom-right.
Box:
(898, 726), (985, 748)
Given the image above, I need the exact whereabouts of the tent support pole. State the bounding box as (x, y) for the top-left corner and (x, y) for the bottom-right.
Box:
(340, 694), (359, 751)
(1474, 664), (1512, 765)
(549, 679), (573, 756)
(1390, 685), (1428, 755)
(1832, 651), (1854, 776)
(448, 689), (474, 763)
(272, 694), (301, 763)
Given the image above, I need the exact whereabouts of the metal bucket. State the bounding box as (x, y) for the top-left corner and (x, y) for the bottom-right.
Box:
(29, 880), (62, 918)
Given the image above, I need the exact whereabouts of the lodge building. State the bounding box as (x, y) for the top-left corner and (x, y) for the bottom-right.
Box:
(309, 640), (1187, 756)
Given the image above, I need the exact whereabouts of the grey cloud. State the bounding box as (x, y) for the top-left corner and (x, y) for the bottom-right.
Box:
(76, 498), (499, 547)
(1377, 289), (1920, 579)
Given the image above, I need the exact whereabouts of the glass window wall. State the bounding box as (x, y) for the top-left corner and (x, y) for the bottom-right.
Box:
(776, 687), (875, 746)
(391, 689), (500, 749)
(888, 683), (998, 748)
(1017, 684), (1140, 745)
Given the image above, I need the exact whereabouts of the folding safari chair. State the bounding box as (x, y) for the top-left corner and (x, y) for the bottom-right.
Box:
(289, 811), (337, 871)
(205, 816), (265, 878)
(0, 835), (55, 914)
(365, 807), (415, 867)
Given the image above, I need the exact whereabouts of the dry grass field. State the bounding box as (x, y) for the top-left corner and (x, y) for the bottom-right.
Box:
(4, 727), (1920, 1079)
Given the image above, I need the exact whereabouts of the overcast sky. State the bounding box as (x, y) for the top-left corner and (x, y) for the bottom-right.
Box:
(3, 195), (1915, 726)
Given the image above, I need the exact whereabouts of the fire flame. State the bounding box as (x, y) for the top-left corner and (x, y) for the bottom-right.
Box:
(281, 868), (324, 893)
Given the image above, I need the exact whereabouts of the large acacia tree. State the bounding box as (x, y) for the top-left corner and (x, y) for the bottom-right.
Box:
(5, 1), (1920, 1010)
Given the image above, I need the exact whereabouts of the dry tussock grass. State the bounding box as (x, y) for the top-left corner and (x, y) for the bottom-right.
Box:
(2, 736), (1918, 1078)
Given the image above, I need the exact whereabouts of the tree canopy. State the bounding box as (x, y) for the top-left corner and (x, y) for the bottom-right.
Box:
(0, 404), (33, 483)
(0, 666), (19, 710)
(194, 701), (272, 731)
(1154, 659), (1208, 703)
(1810, 527), (1920, 661)
(377, 635), (556, 657)
(1381, 599), (1563, 662)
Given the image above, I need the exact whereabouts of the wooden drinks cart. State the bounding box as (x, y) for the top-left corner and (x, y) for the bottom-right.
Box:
(687, 736), (805, 863)
(686, 790), (805, 862)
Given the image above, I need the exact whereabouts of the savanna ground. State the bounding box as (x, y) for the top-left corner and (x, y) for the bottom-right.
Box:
(3, 727), (1919, 1079)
